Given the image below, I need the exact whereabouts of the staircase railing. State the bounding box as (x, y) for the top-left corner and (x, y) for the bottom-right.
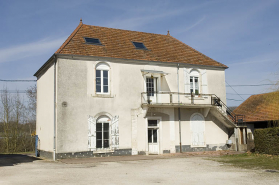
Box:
(211, 95), (245, 125)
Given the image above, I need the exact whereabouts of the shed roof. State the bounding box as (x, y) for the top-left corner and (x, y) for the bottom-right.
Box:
(234, 91), (279, 122)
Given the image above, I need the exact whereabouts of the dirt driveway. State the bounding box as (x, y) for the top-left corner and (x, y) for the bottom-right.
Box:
(0, 152), (278, 185)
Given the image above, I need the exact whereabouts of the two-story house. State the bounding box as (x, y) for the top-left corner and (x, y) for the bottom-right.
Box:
(35, 20), (241, 160)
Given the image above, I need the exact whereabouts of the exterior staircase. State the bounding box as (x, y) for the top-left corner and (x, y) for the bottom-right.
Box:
(211, 95), (245, 128)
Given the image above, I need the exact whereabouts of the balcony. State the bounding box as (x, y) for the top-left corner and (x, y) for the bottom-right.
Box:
(141, 92), (244, 126)
(141, 92), (215, 107)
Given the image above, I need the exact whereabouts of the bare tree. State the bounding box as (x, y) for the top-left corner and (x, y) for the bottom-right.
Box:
(11, 91), (26, 152)
(0, 87), (14, 153)
(26, 85), (36, 122)
(25, 85), (37, 151)
(0, 85), (36, 153)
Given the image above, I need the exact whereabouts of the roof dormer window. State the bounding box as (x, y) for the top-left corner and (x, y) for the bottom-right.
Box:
(132, 42), (147, 49)
(84, 37), (102, 45)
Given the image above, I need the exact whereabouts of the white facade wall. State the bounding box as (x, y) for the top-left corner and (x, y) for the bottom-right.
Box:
(37, 57), (229, 154)
(36, 64), (55, 152)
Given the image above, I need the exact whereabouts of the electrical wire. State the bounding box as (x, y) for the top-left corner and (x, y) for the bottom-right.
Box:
(226, 98), (243, 101)
(225, 81), (245, 101)
(0, 79), (36, 82)
(226, 93), (255, 95)
(225, 83), (275, 87)
(0, 90), (26, 93)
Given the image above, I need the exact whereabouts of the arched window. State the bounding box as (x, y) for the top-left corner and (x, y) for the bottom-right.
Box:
(96, 116), (110, 149)
(190, 70), (199, 95)
(88, 113), (119, 151)
(190, 113), (205, 146)
(96, 63), (110, 94)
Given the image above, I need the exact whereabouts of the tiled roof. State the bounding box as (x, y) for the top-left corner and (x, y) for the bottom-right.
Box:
(55, 21), (227, 68)
(234, 92), (279, 122)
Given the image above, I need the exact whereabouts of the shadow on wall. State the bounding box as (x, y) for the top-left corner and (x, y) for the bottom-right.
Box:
(0, 154), (41, 167)
(146, 111), (170, 121)
(161, 76), (171, 92)
(207, 113), (229, 136)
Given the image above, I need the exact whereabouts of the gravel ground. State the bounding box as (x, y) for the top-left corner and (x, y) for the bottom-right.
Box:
(0, 152), (278, 185)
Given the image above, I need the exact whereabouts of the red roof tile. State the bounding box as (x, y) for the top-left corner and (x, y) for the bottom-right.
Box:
(55, 22), (227, 68)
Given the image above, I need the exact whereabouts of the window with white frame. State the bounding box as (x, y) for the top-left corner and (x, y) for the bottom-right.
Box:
(96, 63), (109, 94)
(96, 116), (110, 149)
(190, 70), (199, 95)
(146, 77), (157, 96)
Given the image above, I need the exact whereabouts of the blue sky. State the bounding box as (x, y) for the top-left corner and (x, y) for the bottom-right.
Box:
(0, 0), (278, 106)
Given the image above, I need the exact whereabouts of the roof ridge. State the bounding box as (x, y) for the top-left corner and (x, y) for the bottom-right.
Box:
(168, 35), (227, 68)
(248, 91), (279, 97)
(55, 21), (84, 54)
(83, 24), (170, 37)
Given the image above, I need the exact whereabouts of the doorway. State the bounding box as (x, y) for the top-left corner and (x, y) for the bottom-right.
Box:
(148, 119), (159, 154)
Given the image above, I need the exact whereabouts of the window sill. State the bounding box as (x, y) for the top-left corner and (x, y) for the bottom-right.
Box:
(92, 94), (114, 98)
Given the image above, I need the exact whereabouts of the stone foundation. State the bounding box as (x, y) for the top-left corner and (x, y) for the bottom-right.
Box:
(175, 144), (229, 153)
(38, 148), (132, 160)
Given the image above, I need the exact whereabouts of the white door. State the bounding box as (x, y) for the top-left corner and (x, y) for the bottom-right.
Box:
(146, 77), (157, 103)
(148, 119), (159, 154)
(191, 114), (205, 146)
(148, 129), (159, 154)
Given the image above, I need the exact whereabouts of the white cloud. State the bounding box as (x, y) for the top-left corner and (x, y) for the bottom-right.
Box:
(229, 51), (279, 66)
(0, 37), (66, 63)
(104, 1), (215, 31)
(173, 16), (206, 34)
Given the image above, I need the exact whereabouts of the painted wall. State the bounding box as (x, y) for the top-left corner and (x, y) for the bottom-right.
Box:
(36, 64), (54, 152)
(207, 69), (227, 104)
(39, 57), (227, 154)
(175, 108), (228, 147)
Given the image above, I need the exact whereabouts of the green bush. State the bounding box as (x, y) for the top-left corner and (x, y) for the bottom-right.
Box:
(254, 127), (279, 155)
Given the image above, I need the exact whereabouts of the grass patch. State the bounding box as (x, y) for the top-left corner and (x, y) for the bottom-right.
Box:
(211, 152), (279, 171)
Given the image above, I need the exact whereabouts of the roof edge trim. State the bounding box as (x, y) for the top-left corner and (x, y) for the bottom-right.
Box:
(168, 35), (228, 68)
(55, 21), (83, 54)
(34, 54), (56, 77)
(55, 53), (228, 70)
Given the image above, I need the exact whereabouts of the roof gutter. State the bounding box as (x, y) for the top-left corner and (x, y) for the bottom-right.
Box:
(34, 54), (56, 77)
(55, 53), (229, 70)
(53, 55), (57, 161)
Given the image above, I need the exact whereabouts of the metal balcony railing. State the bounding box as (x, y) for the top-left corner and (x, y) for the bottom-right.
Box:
(141, 92), (245, 125)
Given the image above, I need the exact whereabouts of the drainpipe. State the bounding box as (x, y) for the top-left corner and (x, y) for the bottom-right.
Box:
(53, 56), (57, 161)
(177, 64), (182, 153)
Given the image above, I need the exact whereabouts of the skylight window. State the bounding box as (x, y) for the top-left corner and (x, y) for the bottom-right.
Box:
(84, 37), (102, 45)
(132, 42), (147, 49)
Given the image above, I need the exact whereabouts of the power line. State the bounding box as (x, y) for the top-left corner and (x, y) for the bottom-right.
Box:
(226, 81), (245, 101)
(226, 93), (255, 95)
(226, 83), (275, 87)
(0, 90), (26, 93)
(0, 79), (36, 82)
(226, 98), (243, 101)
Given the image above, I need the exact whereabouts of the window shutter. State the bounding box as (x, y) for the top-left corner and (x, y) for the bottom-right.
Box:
(200, 69), (208, 94)
(111, 115), (119, 149)
(184, 68), (191, 94)
(88, 116), (96, 151)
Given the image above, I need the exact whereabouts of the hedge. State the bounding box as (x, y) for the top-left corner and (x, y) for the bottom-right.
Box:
(254, 127), (279, 155)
